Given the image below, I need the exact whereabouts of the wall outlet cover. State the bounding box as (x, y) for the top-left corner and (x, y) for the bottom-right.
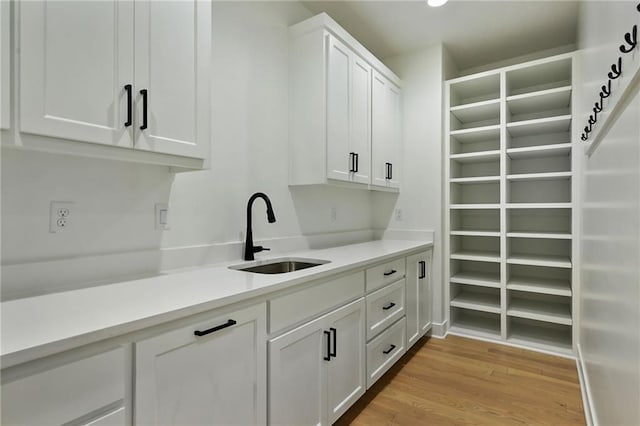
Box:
(50, 201), (74, 233)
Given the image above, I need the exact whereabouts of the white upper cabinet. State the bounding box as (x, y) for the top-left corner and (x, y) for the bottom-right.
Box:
(1, 0), (10, 130)
(133, 0), (209, 159)
(15, 0), (210, 167)
(371, 70), (402, 189)
(19, 0), (134, 148)
(289, 13), (400, 190)
(326, 35), (372, 185)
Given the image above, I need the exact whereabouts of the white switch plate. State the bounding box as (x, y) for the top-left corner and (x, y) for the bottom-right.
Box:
(50, 201), (74, 233)
(155, 203), (169, 230)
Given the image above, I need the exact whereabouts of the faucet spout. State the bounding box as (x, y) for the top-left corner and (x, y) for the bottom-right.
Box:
(244, 192), (277, 261)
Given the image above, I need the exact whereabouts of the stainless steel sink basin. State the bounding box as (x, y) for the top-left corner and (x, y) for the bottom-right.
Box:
(229, 258), (330, 274)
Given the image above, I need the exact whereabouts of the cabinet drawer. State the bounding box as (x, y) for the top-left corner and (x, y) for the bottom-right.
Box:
(366, 279), (405, 340)
(270, 271), (364, 333)
(366, 258), (406, 292)
(1, 347), (126, 425)
(366, 318), (406, 389)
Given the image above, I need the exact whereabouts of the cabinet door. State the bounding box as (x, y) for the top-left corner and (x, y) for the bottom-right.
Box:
(19, 0), (134, 147)
(326, 35), (351, 182)
(133, 0), (210, 159)
(349, 55), (371, 184)
(419, 250), (433, 335)
(371, 71), (401, 189)
(1, 0), (9, 130)
(406, 251), (432, 348)
(326, 299), (366, 424)
(135, 303), (266, 425)
(269, 314), (327, 426)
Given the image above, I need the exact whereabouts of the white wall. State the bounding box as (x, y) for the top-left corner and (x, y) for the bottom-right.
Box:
(376, 44), (445, 327)
(577, 2), (640, 425)
(1, 1), (378, 299)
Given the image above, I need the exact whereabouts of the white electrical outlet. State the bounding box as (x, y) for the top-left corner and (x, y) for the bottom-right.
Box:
(50, 201), (74, 233)
(330, 207), (337, 222)
(395, 208), (403, 221)
(155, 203), (170, 230)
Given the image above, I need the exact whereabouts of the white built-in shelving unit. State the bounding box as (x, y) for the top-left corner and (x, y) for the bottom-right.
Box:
(445, 53), (576, 356)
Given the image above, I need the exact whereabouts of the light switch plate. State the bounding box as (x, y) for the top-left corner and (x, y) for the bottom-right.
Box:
(155, 203), (169, 230)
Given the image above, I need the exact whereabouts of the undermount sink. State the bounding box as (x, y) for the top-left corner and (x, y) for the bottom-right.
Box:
(229, 258), (330, 274)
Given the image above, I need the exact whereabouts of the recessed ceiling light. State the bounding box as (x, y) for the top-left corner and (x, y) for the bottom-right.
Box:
(427, 0), (448, 7)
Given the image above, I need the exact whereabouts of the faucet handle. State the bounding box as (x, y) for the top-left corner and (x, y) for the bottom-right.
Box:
(253, 246), (270, 253)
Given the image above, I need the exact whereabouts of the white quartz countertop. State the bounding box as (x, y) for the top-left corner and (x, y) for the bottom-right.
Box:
(1, 239), (432, 368)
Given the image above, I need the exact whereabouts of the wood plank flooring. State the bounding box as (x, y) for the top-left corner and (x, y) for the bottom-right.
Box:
(336, 335), (585, 425)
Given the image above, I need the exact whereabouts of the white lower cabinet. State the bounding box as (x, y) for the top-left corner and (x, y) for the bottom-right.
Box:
(135, 303), (267, 425)
(269, 298), (366, 426)
(366, 318), (406, 388)
(406, 250), (433, 348)
(1, 347), (129, 425)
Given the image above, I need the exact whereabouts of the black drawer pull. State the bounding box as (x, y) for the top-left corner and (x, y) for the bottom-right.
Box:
(383, 344), (397, 355)
(383, 269), (397, 276)
(382, 302), (396, 311)
(419, 260), (426, 279)
(140, 89), (148, 130)
(330, 327), (337, 358)
(323, 330), (331, 361)
(194, 319), (236, 337)
(124, 84), (132, 127)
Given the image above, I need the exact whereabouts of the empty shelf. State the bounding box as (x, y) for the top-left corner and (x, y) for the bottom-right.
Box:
(507, 171), (571, 182)
(506, 86), (572, 116)
(451, 272), (501, 288)
(507, 143), (571, 160)
(451, 250), (501, 263)
(451, 292), (501, 314)
(507, 276), (571, 297)
(450, 176), (500, 184)
(508, 322), (573, 354)
(506, 115), (571, 138)
(506, 232), (571, 240)
(507, 171), (571, 181)
(450, 150), (501, 163)
(507, 254), (571, 268)
(450, 310), (501, 339)
(450, 125), (500, 143)
(508, 298), (572, 325)
(450, 99), (500, 123)
(506, 203), (572, 209)
(450, 204), (501, 210)
(451, 230), (501, 237)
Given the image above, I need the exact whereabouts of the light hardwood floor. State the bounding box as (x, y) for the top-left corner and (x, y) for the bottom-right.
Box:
(336, 335), (586, 425)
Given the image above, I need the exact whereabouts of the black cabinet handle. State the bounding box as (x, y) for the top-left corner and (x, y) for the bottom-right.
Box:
(382, 302), (396, 311)
(124, 84), (132, 127)
(349, 152), (356, 172)
(323, 330), (331, 361)
(140, 89), (148, 130)
(330, 327), (337, 358)
(354, 152), (359, 173)
(383, 269), (397, 276)
(419, 261), (426, 279)
(383, 344), (397, 355)
(385, 162), (393, 180)
(194, 319), (236, 337)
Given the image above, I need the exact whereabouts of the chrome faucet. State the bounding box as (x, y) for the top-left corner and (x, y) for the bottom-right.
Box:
(244, 192), (277, 261)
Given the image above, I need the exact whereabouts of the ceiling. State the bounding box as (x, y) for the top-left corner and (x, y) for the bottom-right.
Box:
(301, 0), (580, 72)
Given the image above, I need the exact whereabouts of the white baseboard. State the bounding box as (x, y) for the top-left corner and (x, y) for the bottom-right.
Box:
(576, 343), (597, 426)
(430, 320), (448, 338)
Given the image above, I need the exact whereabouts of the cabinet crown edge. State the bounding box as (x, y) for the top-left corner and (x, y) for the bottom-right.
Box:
(289, 12), (402, 88)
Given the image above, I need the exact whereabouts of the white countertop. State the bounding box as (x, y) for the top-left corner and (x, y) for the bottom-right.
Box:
(1, 239), (432, 368)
